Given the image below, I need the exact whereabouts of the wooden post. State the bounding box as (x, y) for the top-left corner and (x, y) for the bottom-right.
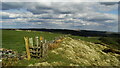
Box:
(40, 36), (43, 41)
(42, 41), (45, 57)
(44, 40), (48, 57)
(40, 36), (43, 58)
(35, 36), (39, 58)
(24, 37), (31, 60)
(40, 40), (42, 58)
(29, 38), (33, 48)
(46, 40), (48, 56)
(35, 36), (39, 47)
(42, 40), (47, 57)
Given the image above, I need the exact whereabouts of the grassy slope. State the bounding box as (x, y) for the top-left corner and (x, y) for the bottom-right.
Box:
(2, 30), (120, 66)
(2, 30), (100, 66)
(2, 30), (101, 53)
(29, 37), (120, 66)
(2, 30), (65, 53)
(2, 30), (66, 66)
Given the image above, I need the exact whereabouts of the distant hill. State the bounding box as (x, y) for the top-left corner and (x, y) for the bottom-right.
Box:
(2, 28), (120, 37)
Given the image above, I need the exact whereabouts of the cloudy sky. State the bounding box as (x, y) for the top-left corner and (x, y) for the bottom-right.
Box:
(0, 1), (119, 32)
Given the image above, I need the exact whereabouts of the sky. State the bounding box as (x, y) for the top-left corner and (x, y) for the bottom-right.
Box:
(0, 0), (119, 32)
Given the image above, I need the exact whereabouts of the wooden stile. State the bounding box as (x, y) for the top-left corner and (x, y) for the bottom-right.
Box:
(24, 36), (48, 59)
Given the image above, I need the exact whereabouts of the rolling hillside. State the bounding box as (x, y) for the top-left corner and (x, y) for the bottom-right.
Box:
(2, 29), (120, 66)
(29, 37), (120, 66)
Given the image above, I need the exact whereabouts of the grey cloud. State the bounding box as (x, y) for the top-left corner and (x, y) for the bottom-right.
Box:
(100, 2), (118, 6)
(2, 2), (24, 10)
(0, 2), (98, 14)
(87, 18), (114, 22)
(1, 2), (118, 14)
(2, 2), (53, 14)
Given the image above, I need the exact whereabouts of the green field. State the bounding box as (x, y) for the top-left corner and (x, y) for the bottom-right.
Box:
(2, 29), (120, 66)
(2, 30), (65, 53)
(2, 30), (100, 53)
(2, 29), (120, 52)
(2, 30), (67, 66)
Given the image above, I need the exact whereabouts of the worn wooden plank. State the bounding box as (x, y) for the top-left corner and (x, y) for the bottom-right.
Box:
(35, 36), (39, 57)
(24, 37), (31, 60)
(39, 36), (43, 57)
(29, 38), (33, 48)
(44, 40), (48, 57)
(39, 39), (41, 58)
(42, 40), (47, 57)
(40, 36), (43, 41)
(35, 36), (39, 47)
(42, 42), (45, 57)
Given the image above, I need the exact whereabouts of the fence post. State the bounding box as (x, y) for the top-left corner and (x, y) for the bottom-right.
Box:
(42, 39), (48, 57)
(35, 36), (39, 47)
(29, 38), (33, 48)
(39, 39), (42, 58)
(35, 36), (39, 57)
(42, 40), (45, 57)
(40, 37), (44, 58)
(40, 36), (43, 41)
(44, 40), (48, 57)
(24, 37), (31, 60)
